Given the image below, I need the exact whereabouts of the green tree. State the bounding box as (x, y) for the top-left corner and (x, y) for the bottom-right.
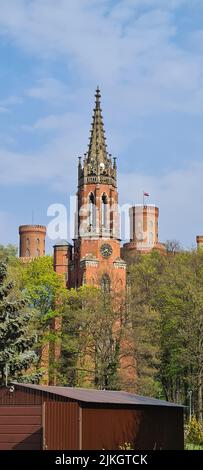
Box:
(155, 251), (203, 420)
(21, 256), (68, 380)
(0, 244), (18, 263)
(21, 256), (65, 318)
(129, 252), (163, 396)
(165, 240), (181, 254)
(61, 285), (126, 390)
(0, 262), (38, 384)
(128, 249), (203, 420)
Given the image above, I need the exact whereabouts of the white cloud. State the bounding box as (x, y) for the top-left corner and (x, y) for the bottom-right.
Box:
(0, 107), (9, 113)
(0, 95), (23, 106)
(0, 111), (89, 190)
(0, 146), (65, 186)
(0, 0), (203, 248)
(0, 0), (202, 116)
(22, 112), (81, 131)
(0, 95), (23, 113)
(26, 78), (69, 104)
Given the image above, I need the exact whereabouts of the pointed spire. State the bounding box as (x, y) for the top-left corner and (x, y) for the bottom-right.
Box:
(87, 87), (108, 164)
(78, 88), (117, 188)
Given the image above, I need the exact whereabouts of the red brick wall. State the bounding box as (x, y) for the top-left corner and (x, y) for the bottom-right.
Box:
(19, 225), (46, 258)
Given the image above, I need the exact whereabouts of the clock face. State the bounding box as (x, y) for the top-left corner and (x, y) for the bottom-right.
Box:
(100, 243), (113, 258)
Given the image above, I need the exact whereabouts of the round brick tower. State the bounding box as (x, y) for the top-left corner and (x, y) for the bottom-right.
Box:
(19, 225), (46, 258)
(121, 204), (166, 261)
(122, 205), (159, 254)
(129, 205), (159, 249)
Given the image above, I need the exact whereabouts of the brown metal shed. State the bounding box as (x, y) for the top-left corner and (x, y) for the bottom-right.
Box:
(0, 384), (184, 450)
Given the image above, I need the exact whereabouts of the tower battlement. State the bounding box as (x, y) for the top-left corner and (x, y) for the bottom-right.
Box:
(19, 224), (46, 232)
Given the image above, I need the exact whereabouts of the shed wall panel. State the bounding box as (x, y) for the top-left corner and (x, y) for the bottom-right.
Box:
(0, 388), (42, 405)
(0, 405), (42, 450)
(82, 406), (184, 450)
(44, 402), (79, 450)
(0, 415), (41, 425)
(0, 387), (75, 405)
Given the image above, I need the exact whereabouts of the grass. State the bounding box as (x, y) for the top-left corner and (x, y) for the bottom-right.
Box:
(185, 443), (203, 450)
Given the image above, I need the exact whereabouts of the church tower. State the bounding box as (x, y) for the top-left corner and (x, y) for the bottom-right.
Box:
(70, 88), (126, 291)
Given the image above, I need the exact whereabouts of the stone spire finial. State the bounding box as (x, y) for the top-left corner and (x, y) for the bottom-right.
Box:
(95, 86), (101, 106)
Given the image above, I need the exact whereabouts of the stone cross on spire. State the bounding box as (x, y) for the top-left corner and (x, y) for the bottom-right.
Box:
(86, 86), (108, 164)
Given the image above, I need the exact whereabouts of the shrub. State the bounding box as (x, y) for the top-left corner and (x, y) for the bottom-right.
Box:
(185, 417), (203, 446)
(119, 442), (134, 450)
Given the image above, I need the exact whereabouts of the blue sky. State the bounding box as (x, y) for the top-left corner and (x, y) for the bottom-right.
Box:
(1, 0), (203, 251)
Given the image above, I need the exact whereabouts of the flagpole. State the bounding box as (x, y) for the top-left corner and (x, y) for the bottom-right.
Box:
(143, 191), (144, 207)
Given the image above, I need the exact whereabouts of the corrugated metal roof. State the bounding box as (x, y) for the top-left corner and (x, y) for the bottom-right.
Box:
(13, 384), (183, 407)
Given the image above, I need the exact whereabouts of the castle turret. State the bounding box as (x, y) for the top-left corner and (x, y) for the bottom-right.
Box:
(19, 224), (46, 259)
(121, 204), (165, 261)
(130, 205), (159, 249)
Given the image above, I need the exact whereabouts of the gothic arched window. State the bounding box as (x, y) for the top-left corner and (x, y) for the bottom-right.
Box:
(149, 220), (153, 229)
(149, 232), (153, 244)
(26, 248), (30, 257)
(101, 274), (110, 293)
(102, 193), (108, 228)
(36, 249), (40, 257)
(26, 238), (30, 246)
(89, 192), (96, 230)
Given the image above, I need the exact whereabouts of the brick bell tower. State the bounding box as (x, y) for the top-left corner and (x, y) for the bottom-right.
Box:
(70, 87), (126, 291)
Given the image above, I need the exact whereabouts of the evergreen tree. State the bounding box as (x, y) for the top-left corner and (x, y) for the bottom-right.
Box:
(0, 262), (38, 384)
